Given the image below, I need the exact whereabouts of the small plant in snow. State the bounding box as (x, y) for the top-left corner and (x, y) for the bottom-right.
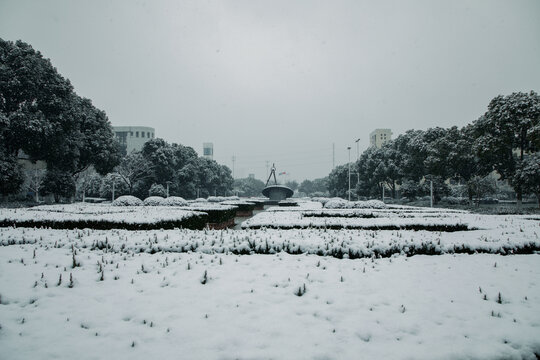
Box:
(68, 273), (74, 288)
(57, 274), (62, 286)
(200, 270), (208, 284)
(497, 292), (503, 304)
(294, 283), (307, 296)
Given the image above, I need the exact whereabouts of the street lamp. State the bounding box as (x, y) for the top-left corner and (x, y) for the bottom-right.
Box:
(355, 138), (360, 200)
(355, 138), (360, 162)
(347, 146), (351, 201)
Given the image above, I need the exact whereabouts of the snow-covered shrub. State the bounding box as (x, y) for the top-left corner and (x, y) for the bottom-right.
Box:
(112, 195), (143, 206)
(312, 197), (331, 205)
(143, 196), (165, 206)
(439, 196), (468, 205)
(194, 198), (208, 202)
(161, 196), (188, 206)
(323, 198), (351, 209)
(352, 200), (387, 209)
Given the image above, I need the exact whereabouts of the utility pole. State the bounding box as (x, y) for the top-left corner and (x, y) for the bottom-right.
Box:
(347, 146), (351, 201)
(355, 138), (360, 161)
(430, 180), (433, 208)
(232, 155), (236, 179)
(382, 184), (385, 202)
(166, 181), (171, 198)
(112, 180), (115, 202)
(266, 161), (269, 179)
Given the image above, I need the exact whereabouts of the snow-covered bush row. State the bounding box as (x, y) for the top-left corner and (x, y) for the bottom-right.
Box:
(207, 196), (240, 203)
(0, 206), (208, 230)
(112, 195), (144, 206)
(143, 196), (165, 206)
(311, 197), (331, 205)
(182, 203), (238, 224)
(322, 198), (387, 209)
(241, 210), (471, 231)
(1, 213), (538, 257)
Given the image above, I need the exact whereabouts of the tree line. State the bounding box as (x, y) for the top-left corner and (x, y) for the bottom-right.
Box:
(327, 91), (539, 205)
(0, 39), (233, 202)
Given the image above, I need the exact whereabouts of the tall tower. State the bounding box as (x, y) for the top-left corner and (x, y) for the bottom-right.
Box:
(203, 142), (214, 160)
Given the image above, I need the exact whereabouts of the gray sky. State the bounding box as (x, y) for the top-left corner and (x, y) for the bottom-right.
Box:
(1, 0), (539, 181)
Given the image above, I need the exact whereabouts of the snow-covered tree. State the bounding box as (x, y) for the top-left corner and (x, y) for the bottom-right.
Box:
(473, 91), (540, 205)
(513, 152), (540, 207)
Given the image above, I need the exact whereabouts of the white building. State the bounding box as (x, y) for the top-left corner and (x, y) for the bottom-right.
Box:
(113, 126), (155, 153)
(369, 129), (392, 148)
(203, 142), (214, 160)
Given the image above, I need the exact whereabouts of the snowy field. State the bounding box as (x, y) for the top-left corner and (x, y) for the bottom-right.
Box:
(0, 204), (539, 359)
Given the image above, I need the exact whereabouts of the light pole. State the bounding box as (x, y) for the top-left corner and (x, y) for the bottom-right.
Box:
(111, 180), (115, 202)
(347, 146), (351, 201)
(166, 181), (172, 198)
(355, 138), (360, 200)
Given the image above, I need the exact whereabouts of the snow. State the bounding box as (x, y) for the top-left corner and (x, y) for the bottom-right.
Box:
(0, 204), (205, 226)
(0, 204), (539, 359)
(207, 196), (240, 203)
(320, 198), (387, 209)
(0, 246), (539, 359)
(143, 196), (165, 206)
(112, 195), (143, 206)
(160, 196), (188, 206)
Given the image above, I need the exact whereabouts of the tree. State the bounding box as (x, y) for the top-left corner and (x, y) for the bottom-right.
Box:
(25, 168), (46, 202)
(148, 183), (167, 197)
(42, 168), (76, 202)
(327, 164), (350, 198)
(473, 91), (540, 205)
(99, 173), (128, 200)
(285, 180), (299, 191)
(466, 175), (497, 207)
(0, 154), (24, 199)
(114, 152), (154, 195)
(234, 177), (265, 197)
(513, 152), (540, 207)
(0, 39), (120, 197)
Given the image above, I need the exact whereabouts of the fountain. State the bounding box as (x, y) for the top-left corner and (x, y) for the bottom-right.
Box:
(261, 164), (294, 202)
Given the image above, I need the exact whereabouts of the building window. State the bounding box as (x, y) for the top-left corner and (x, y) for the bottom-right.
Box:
(136, 131), (139, 137)
(142, 132), (145, 138)
(130, 132), (133, 136)
(151, 133), (154, 138)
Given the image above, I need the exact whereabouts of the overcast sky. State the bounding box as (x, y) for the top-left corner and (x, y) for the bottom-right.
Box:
(1, 0), (539, 181)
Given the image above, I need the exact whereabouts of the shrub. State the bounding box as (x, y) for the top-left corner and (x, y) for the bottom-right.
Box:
(324, 198), (350, 209)
(143, 196), (165, 206)
(112, 195), (143, 206)
(352, 200), (387, 209)
(161, 196), (188, 206)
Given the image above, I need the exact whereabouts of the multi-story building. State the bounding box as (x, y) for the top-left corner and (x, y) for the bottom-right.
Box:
(113, 126), (155, 153)
(369, 129), (392, 148)
(203, 142), (214, 160)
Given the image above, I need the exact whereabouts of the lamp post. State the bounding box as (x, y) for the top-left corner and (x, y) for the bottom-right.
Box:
(166, 181), (172, 198)
(347, 146), (351, 201)
(355, 138), (360, 200)
(111, 180), (115, 202)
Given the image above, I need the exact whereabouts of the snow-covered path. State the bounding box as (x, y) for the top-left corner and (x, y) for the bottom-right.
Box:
(1, 245), (539, 359)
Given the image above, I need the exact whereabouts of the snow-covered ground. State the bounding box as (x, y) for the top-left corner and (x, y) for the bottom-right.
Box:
(0, 204), (539, 359)
(0, 246), (539, 359)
